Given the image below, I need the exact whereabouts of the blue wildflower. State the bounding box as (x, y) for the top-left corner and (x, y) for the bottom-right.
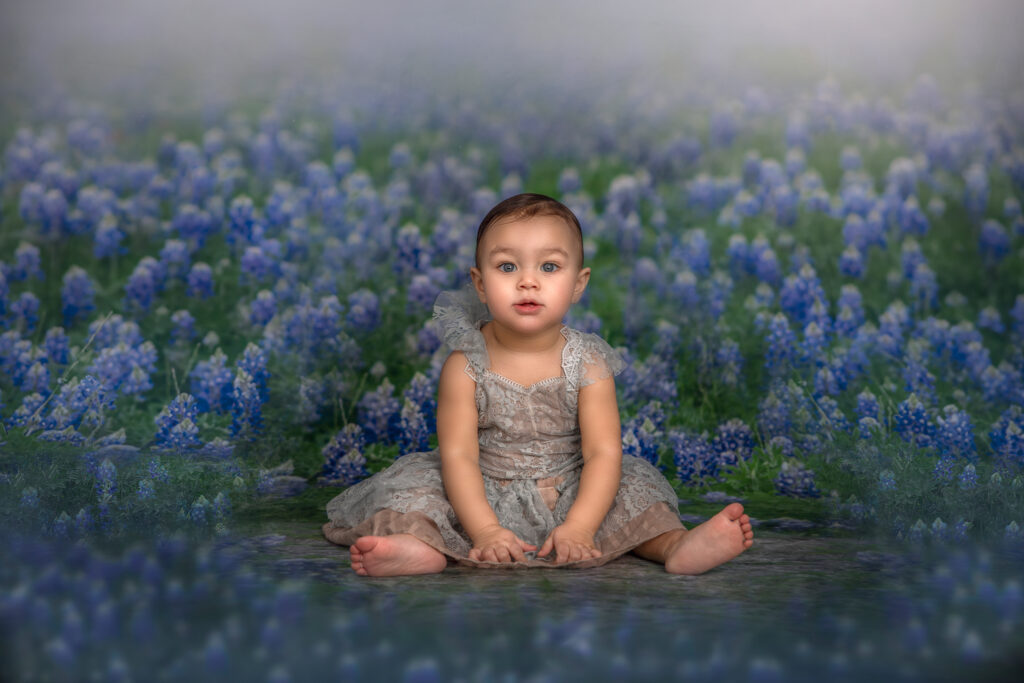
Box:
(187, 262), (214, 299)
(396, 400), (430, 455)
(229, 370), (263, 439)
(936, 405), (976, 460)
(250, 290), (276, 327)
(670, 430), (720, 485)
(11, 292), (40, 332)
(346, 289), (380, 334)
(170, 310), (196, 345)
(13, 242), (43, 281)
(958, 464), (978, 490)
(190, 350), (233, 413)
(154, 393), (202, 451)
(894, 394), (935, 449)
(979, 219), (1010, 265)
(765, 313), (797, 376)
(712, 418), (755, 469)
(61, 266), (96, 327)
(774, 461), (820, 498)
(358, 379), (400, 444)
(236, 343), (269, 403)
(321, 424), (368, 486)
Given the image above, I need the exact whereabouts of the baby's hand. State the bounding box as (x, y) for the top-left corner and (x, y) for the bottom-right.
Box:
(538, 523), (602, 564)
(469, 525), (537, 563)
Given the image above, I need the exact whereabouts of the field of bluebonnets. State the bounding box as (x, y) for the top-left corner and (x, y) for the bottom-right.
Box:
(2, 59), (1024, 680)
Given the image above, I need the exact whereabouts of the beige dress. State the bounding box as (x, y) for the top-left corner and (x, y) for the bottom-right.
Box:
(322, 287), (684, 568)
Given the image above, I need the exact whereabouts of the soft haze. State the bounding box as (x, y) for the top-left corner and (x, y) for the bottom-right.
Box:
(3, 0), (1023, 98)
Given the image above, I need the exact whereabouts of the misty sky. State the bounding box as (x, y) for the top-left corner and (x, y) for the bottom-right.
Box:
(3, 0), (1023, 96)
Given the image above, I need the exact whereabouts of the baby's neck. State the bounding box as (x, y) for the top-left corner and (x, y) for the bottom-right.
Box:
(482, 321), (566, 355)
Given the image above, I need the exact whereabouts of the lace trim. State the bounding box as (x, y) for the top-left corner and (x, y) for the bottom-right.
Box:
(433, 287), (625, 390)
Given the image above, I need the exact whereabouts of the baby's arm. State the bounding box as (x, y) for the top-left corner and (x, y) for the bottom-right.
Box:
(437, 352), (536, 562)
(539, 374), (622, 563)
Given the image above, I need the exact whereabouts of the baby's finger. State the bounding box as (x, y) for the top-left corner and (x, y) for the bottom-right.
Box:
(469, 548), (480, 561)
(518, 538), (537, 552)
(482, 547), (499, 563)
(538, 536), (553, 558)
(509, 543), (527, 563)
(496, 546), (512, 563)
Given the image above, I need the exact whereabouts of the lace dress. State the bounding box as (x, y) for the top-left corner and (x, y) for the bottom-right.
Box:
(322, 287), (684, 568)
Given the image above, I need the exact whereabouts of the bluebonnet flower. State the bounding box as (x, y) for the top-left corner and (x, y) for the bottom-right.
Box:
(622, 409), (664, 469)
(713, 339), (743, 388)
(11, 292), (40, 332)
(963, 163), (989, 219)
(93, 215), (125, 259)
(933, 454), (957, 483)
(236, 343), (269, 403)
(20, 487), (40, 508)
(899, 196), (929, 235)
(88, 341), (157, 397)
(396, 400), (430, 455)
(726, 234), (749, 276)
(979, 219), (1010, 265)
(190, 350), (233, 413)
(712, 418), (755, 469)
(838, 245), (864, 278)
(158, 239), (191, 281)
(95, 458), (117, 500)
(900, 239), (926, 279)
(816, 396), (851, 434)
(296, 376), (325, 425)
(321, 424), (369, 486)
(19, 182), (46, 222)
(403, 372), (437, 432)
(346, 289), (380, 334)
(936, 405), (976, 460)
(669, 270), (700, 310)
(989, 407), (1024, 470)
(801, 321), (827, 366)
(680, 229), (711, 275)
(123, 260), (159, 314)
(240, 244), (277, 285)
(958, 464), (978, 490)
(414, 319), (443, 358)
(670, 430), (721, 485)
(358, 379), (400, 444)
(977, 306), (1003, 333)
(774, 461), (820, 498)
(764, 313), (797, 376)
(894, 394), (935, 449)
(230, 370), (263, 438)
(154, 393), (202, 451)
(170, 310), (196, 345)
(879, 469), (897, 491)
(227, 195), (261, 246)
(187, 262), (214, 299)
(61, 266), (96, 327)
(43, 375), (111, 431)
(1010, 295), (1024, 337)
(785, 113), (810, 149)
(407, 274), (440, 315)
(11, 244), (44, 282)
(856, 390), (881, 423)
(705, 271), (733, 320)
(43, 327), (70, 365)
(137, 478), (155, 500)
(173, 204), (217, 247)
(779, 264), (826, 326)
(619, 352), (677, 406)
(250, 290), (276, 327)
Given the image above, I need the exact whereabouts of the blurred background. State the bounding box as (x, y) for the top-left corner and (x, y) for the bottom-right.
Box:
(4, 0), (1024, 98)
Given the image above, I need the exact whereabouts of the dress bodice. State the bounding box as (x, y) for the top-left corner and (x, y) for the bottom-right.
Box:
(433, 286), (625, 480)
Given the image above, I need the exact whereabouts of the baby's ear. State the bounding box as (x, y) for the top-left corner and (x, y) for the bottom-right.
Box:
(572, 267), (591, 302)
(470, 267), (487, 303)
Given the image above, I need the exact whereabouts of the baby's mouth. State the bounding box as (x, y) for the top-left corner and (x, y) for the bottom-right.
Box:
(514, 301), (541, 312)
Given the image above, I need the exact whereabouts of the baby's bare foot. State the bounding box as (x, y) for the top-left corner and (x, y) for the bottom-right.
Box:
(349, 534), (447, 577)
(665, 502), (754, 575)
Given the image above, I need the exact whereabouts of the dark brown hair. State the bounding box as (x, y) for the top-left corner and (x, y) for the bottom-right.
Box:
(475, 193), (584, 268)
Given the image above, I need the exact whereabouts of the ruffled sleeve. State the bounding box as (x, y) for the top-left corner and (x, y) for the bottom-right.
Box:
(432, 285), (491, 380)
(564, 328), (626, 390)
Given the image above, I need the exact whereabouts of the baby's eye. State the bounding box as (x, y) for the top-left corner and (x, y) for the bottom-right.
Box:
(541, 262), (559, 273)
(498, 263), (517, 273)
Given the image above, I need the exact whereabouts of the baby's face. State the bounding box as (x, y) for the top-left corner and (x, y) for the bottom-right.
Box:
(470, 215), (590, 336)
